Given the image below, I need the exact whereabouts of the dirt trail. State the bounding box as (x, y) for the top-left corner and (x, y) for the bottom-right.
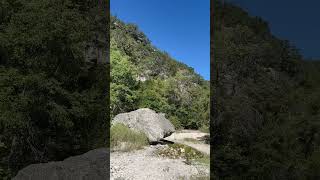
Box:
(164, 130), (210, 155)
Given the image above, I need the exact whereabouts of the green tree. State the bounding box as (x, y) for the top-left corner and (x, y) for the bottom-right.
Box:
(138, 79), (172, 113)
(110, 49), (138, 117)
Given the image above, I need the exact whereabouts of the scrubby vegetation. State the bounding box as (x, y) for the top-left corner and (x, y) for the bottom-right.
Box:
(212, 0), (320, 179)
(158, 144), (209, 166)
(0, 0), (108, 178)
(110, 123), (148, 152)
(110, 16), (210, 130)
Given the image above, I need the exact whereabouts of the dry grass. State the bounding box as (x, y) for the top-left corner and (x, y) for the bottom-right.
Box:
(110, 123), (148, 152)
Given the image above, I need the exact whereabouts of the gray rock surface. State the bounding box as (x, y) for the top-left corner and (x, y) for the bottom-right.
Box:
(112, 108), (175, 142)
(13, 148), (109, 180)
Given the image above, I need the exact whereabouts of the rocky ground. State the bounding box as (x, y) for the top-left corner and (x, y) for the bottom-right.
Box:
(111, 130), (210, 180)
(110, 145), (209, 180)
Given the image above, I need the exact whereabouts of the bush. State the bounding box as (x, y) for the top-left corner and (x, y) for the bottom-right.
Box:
(158, 144), (205, 164)
(110, 123), (148, 152)
(199, 125), (209, 133)
(169, 116), (182, 129)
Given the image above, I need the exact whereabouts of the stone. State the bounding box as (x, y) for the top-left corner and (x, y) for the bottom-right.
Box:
(112, 108), (175, 142)
(13, 148), (109, 180)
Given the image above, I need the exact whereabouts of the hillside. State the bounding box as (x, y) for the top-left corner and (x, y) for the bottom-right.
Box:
(110, 16), (210, 130)
(0, 0), (109, 178)
(212, 1), (320, 179)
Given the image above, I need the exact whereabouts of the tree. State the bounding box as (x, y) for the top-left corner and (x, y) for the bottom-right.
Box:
(110, 49), (138, 117)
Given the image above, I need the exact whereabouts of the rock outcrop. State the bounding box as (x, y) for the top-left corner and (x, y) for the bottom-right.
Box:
(112, 108), (175, 142)
(13, 148), (109, 180)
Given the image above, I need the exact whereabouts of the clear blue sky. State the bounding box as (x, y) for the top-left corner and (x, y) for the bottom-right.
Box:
(111, 0), (210, 80)
(228, 0), (320, 60)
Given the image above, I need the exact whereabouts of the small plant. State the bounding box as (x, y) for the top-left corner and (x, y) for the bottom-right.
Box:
(157, 144), (204, 164)
(110, 123), (148, 152)
(194, 155), (210, 166)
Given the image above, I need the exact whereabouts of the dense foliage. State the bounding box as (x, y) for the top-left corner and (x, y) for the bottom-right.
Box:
(110, 16), (210, 130)
(212, 1), (320, 179)
(0, 0), (109, 178)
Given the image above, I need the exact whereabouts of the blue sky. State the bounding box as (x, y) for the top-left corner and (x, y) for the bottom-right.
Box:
(111, 0), (210, 80)
(228, 0), (320, 60)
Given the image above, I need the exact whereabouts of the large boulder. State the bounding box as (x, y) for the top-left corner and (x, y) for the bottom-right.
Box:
(13, 148), (109, 180)
(112, 108), (175, 142)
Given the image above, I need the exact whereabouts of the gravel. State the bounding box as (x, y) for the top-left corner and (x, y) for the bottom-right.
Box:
(110, 145), (209, 180)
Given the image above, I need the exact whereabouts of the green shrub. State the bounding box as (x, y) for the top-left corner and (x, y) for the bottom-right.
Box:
(199, 125), (209, 133)
(158, 143), (210, 166)
(169, 116), (182, 129)
(194, 155), (210, 166)
(110, 123), (148, 152)
(158, 144), (205, 163)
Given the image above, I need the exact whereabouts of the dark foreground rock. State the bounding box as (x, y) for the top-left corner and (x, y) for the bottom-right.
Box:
(112, 108), (175, 142)
(13, 148), (109, 180)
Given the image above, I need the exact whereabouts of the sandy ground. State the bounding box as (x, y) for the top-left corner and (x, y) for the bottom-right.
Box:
(164, 130), (210, 155)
